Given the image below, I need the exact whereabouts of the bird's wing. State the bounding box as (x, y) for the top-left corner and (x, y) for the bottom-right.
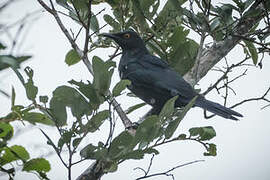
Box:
(126, 54), (196, 100)
(137, 54), (170, 69)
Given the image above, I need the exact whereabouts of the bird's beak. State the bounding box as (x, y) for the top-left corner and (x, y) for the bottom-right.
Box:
(99, 33), (118, 40)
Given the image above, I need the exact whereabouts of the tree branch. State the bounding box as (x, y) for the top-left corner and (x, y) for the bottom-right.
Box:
(183, 0), (266, 85)
(135, 160), (204, 180)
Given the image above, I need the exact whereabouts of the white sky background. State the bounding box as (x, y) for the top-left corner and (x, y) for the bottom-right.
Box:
(0, 0), (270, 180)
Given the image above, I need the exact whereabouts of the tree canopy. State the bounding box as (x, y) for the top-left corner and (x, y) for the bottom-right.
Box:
(0, 0), (270, 179)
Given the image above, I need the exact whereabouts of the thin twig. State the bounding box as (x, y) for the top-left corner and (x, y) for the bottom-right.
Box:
(231, 87), (270, 109)
(135, 160), (204, 180)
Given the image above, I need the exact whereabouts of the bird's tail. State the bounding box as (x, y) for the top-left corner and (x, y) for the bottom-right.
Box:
(195, 96), (243, 120)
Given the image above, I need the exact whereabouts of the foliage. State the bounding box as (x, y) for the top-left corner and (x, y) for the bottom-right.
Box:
(1, 0), (270, 179)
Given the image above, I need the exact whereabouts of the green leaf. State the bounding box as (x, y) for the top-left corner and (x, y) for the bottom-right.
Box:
(126, 102), (146, 114)
(244, 40), (258, 65)
(85, 110), (110, 132)
(90, 13), (100, 32)
(159, 96), (178, 123)
(92, 56), (115, 95)
(108, 131), (135, 159)
(139, 0), (159, 18)
(0, 123), (14, 140)
(119, 148), (159, 161)
(39, 95), (48, 104)
(80, 143), (107, 160)
(103, 15), (120, 31)
(23, 112), (54, 126)
(210, 18), (220, 31)
(72, 137), (83, 148)
(49, 86), (92, 126)
(0, 42), (6, 50)
(11, 87), (16, 107)
(58, 130), (73, 151)
(65, 49), (81, 66)
(104, 161), (118, 173)
(204, 143), (217, 156)
(134, 115), (161, 147)
(112, 80), (131, 97)
(23, 158), (51, 172)
(24, 67), (38, 101)
(178, 134), (186, 140)
(130, 0), (149, 31)
(68, 1), (100, 32)
(167, 26), (199, 75)
(0, 55), (31, 71)
(0, 145), (30, 165)
(189, 126), (216, 141)
(165, 96), (197, 139)
(69, 79), (104, 110)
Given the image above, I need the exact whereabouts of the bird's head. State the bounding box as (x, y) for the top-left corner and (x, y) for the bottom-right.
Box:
(100, 30), (147, 52)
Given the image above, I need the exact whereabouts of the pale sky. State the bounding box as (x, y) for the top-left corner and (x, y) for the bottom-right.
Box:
(1, 1), (270, 180)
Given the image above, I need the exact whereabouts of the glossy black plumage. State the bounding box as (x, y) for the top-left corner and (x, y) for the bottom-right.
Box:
(101, 30), (243, 120)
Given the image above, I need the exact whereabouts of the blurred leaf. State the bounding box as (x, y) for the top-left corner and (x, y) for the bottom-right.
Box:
(72, 137), (83, 148)
(0, 55), (31, 71)
(80, 143), (107, 160)
(244, 0), (255, 9)
(130, 0), (148, 31)
(0, 123), (14, 140)
(204, 143), (217, 156)
(68, 1), (100, 32)
(168, 26), (198, 75)
(56, 0), (73, 11)
(178, 134), (186, 140)
(92, 56), (115, 95)
(244, 40), (258, 65)
(24, 67), (38, 101)
(65, 49), (81, 66)
(50, 86), (92, 126)
(0, 145), (30, 165)
(90, 13), (100, 32)
(69, 79), (104, 110)
(58, 130), (73, 151)
(11, 87), (15, 107)
(103, 14), (120, 31)
(154, 0), (186, 29)
(0, 42), (6, 50)
(119, 148), (159, 161)
(159, 96), (178, 123)
(165, 96), (197, 139)
(104, 161), (118, 173)
(232, 0), (245, 12)
(85, 110), (109, 132)
(210, 18), (220, 31)
(134, 115), (161, 147)
(23, 158), (51, 172)
(112, 79), (131, 97)
(22, 112), (54, 126)
(139, 0), (159, 18)
(109, 131), (135, 159)
(213, 4), (234, 25)
(189, 126), (216, 141)
(39, 95), (48, 104)
(126, 102), (146, 114)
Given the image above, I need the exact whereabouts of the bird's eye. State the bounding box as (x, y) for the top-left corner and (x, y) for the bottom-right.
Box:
(123, 33), (131, 39)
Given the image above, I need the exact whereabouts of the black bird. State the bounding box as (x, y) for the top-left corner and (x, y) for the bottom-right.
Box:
(101, 30), (243, 120)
